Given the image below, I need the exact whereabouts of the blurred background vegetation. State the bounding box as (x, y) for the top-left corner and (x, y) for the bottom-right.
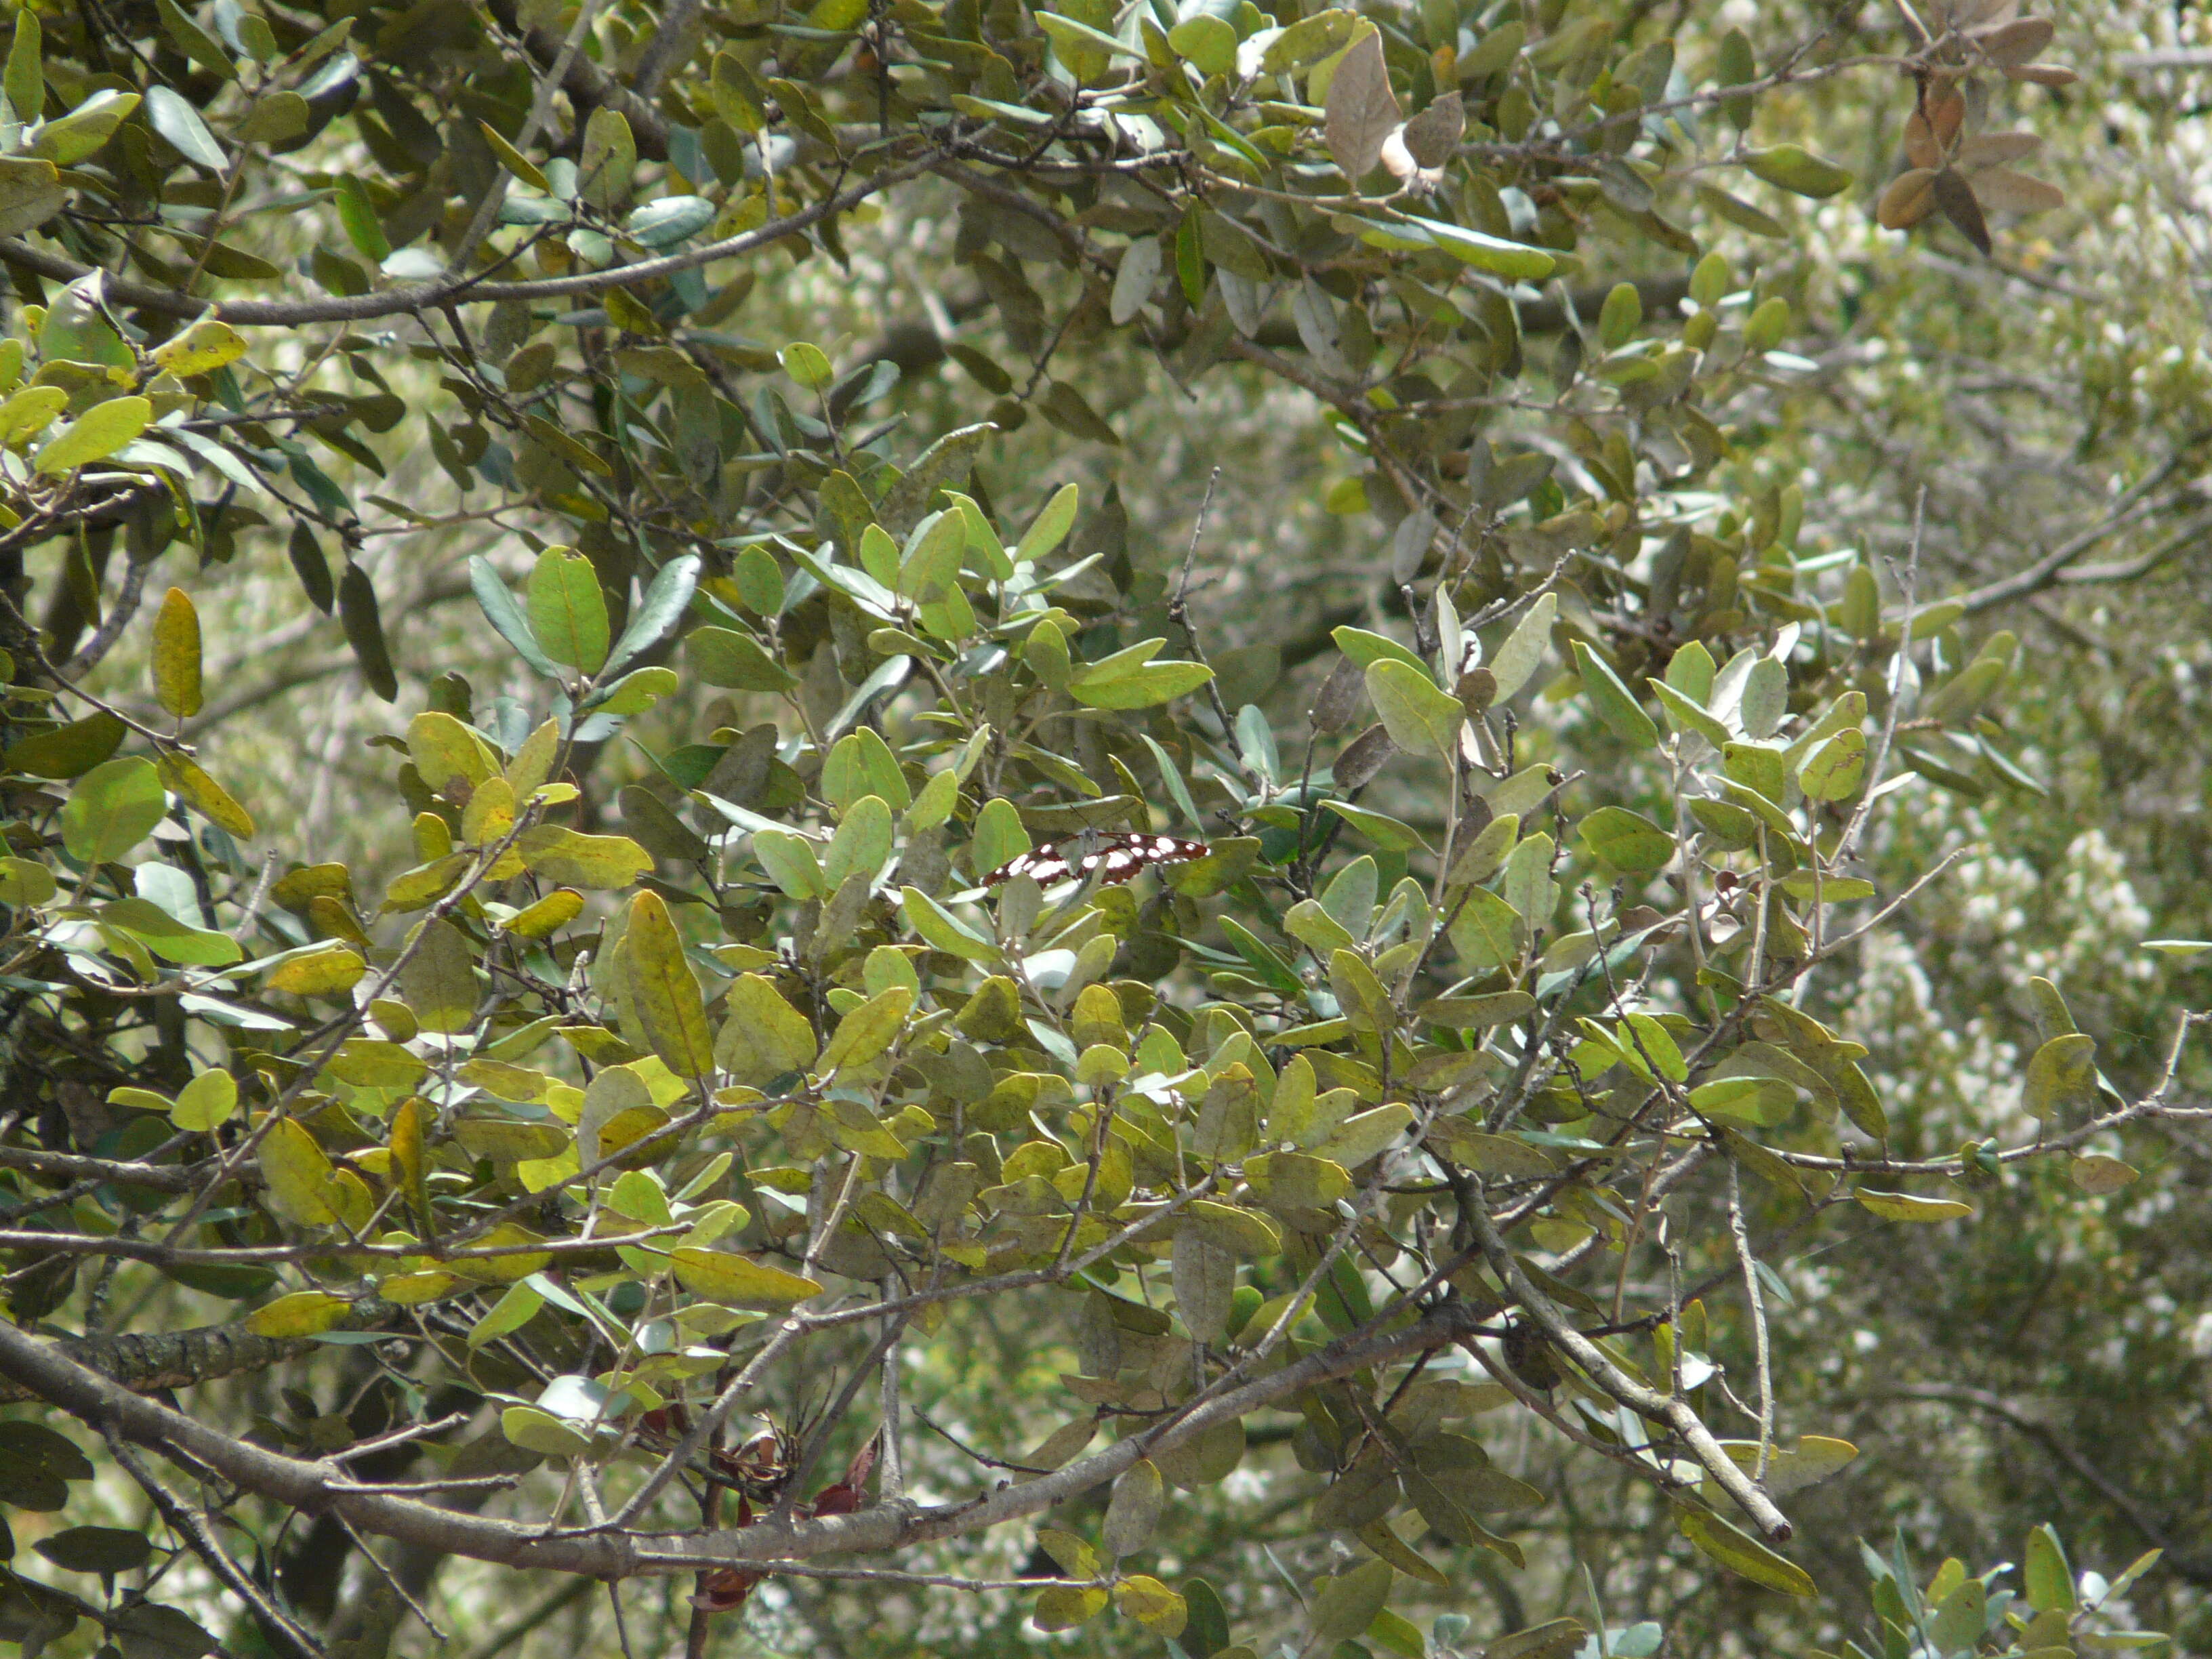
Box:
(5, 0), (2212, 1652)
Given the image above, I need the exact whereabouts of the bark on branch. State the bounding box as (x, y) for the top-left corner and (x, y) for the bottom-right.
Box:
(0, 1296), (1481, 1580)
(0, 1296), (401, 1405)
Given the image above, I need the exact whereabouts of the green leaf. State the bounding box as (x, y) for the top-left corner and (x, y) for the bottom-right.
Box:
(333, 174), (390, 262)
(1332, 626), (1430, 676)
(1102, 1458), (1164, 1557)
(145, 84), (227, 169)
(1309, 1560), (1395, 1645)
(35, 1525), (152, 1576)
(1070, 643), (1213, 709)
(903, 886), (999, 962)
(469, 555), (562, 678)
(100, 897), (241, 966)
(34, 396), (150, 474)
(1578, 806), (1672, 872)
(1647, 678), (1731, 748)
(1447, 886), (1525, 971)
(338, 563), (399, 702)
(1400, 214), (1555, 280)
(477, 120), (550, 192)
(2022, 1031), (2095, 1118)
(1571, 642), (1658, 749)
(3, 9), (40, 121)
(781, 342), (834, 390)
(528, 548), (611, 672)
(1482, 593), (1555, 704)
(579, 106), (637, 209)
(1322, 799), (1431, 852)
(1744, 145), (1852, 199)
(0, 154), (62, 238)
(1366, 659), (1463, 763)
(2025, 1523), (2076, 1614)
(62, 756), (165, 863)
(1016, 483), (1080, 565)
(401, 918), (476, 1033)
(605, 555), (701, 678)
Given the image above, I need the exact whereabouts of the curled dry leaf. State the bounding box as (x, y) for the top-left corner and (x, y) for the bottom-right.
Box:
(1877, 168), (1940, 230)
(1969, 15), (2055, 67)
(1882, 109), (2062, 243)
(2005, 62), (2079, 85)
(1399, 91), (1465, 169)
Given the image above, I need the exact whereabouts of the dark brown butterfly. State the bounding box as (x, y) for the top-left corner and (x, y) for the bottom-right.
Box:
(981, 832), (1207, 888)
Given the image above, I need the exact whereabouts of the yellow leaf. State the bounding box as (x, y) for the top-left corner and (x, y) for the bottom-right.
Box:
(389, 1095), (429, 1222)
(1677, 1507), (1816, 1596)
(817, 984), (912, 1076)
(1033, 1584), (1109, 1632)
(327, 1168), (375, 1231)
(155, 751), (253, 838)
(515, 825), (653, 888)
(170, 1068), (237, 1131)
(265, 944), (366, 997)
(258, 1118), (337, 1226)
(446, 1222), (552, 1284)
(714, 972), (817, 1084)
(407, 710), (498, 793)
(461, 775), (516, 847)
(1113, 1576), (1187, 1636)
(504, 887), (583, 937)
(1853, 1187), (1973, 1223)
(670, 1246), (821, 1308)
(149, 587), (201, 718)
(151, 316), (248, 377)
(245, 1289), (350, 1337)
(625, 891), (714, 1078)
(401, 917), (478, 1035)
(376, 1270), (459, 1305)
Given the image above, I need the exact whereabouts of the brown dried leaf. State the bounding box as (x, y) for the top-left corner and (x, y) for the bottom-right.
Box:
(1924, 82), (1967, 150)
(1955, 131), (2041, 167)
(2004, 62), (2078, 85)
(1952, 0), (2018, 25)
(1400, 91), (1465, 168)
(1903, 109), (1945, 171)
(1931, 167), (1992, 253)
(1309, 654), (1366, 733)
(1970, 16), (2055, 66)
(1877, 168), (1940, 229)
(1325, 29), (1401, 185)
(1972, 167), (2064, 213)
(1334, 722), (1397, 792)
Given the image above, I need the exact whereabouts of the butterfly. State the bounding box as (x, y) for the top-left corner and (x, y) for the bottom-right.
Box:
(981, 832), (1208, 888)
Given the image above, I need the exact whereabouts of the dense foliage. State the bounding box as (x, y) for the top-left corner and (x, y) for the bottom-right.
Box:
(0, 0), (2203, 1654)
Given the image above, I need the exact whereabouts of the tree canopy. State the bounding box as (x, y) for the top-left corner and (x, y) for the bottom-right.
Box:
(0, 0), (2205, 1654)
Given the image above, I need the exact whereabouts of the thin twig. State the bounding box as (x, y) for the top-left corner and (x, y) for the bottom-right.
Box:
(1836, 488), (1924, 865)
(1727, 1162), (1774, 1486)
